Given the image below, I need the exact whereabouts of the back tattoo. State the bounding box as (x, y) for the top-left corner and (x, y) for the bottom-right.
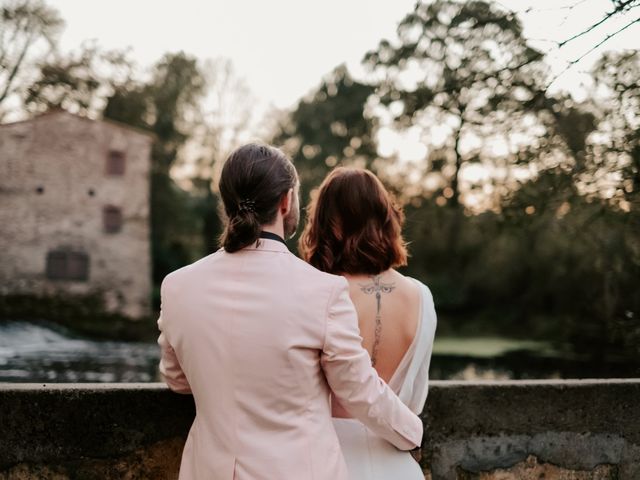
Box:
(359, 275), (396, 367)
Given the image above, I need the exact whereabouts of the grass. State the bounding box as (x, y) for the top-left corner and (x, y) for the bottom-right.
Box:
(433, 336), (556, 358)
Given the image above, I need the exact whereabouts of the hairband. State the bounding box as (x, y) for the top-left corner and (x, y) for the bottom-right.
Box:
(238, 199), (256, 213)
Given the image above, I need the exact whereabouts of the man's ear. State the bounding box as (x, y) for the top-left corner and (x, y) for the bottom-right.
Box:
(280, 189), (293, 216)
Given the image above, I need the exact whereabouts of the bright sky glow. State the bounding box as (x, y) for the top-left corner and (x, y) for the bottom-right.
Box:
(46, 0), (415, 110)
(46, 0), (639, 110)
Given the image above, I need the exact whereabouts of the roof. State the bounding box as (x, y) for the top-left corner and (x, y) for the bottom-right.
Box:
(0, 109), (156, 141)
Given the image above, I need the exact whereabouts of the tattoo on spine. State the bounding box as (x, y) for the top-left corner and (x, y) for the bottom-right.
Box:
(359, 275), (396, 367)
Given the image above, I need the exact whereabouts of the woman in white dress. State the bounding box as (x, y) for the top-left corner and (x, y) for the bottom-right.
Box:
(299, 167), (437, 480)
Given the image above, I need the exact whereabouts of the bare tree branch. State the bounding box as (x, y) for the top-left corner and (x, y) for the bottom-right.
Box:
(569, 15), (640, 64)
(0, 31), (35, 105)
(0, 0), (63, 116)
(558, 0), (639, 47)
(547, 15), (640, 89)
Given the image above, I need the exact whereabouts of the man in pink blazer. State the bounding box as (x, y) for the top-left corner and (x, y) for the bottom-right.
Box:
(157, 143), (423, 479)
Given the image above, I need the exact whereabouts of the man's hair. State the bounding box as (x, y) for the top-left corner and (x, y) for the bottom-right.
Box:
(299, 167), (408, 275)
(218, 143), (297, 253)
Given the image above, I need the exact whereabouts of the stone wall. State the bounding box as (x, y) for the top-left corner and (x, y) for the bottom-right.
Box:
(0, 111), (153, 319)
(0, 380), (638, 479)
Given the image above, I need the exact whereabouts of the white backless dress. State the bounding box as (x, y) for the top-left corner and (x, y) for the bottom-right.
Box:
(332, 278), (437, 480)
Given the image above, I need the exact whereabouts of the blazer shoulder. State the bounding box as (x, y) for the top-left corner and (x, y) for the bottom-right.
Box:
(161, 250), (223, 293)
(288, 254), (348, 291)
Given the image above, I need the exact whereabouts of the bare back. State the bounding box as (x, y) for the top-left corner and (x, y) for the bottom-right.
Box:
(332, 269), (421, 418)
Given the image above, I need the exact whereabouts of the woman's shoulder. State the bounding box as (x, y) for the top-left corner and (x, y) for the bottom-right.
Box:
(402, 276), (437, 332)
(398, 273), (431, 295)
(393, 273), (436, 317)
(385, 270), (427, 293)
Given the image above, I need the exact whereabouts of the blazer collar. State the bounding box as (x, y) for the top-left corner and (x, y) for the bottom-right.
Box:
(243, 238), (290, 253)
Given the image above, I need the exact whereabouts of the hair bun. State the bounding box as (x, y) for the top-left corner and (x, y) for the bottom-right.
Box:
(219, 143), (297, 253)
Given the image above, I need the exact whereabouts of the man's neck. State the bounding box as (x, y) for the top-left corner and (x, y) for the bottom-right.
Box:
(261, 222), (285, 240)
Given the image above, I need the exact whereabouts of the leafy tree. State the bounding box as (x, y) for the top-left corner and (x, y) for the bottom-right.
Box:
(144, 52), (207, 173)
(363, 0), (547, 210)
(103, 52), (207, 286)
(23, 42), (130, 116)
(272, 65), (377, 207)
(498, 166), (639, 361)
(591, 50), (640, 208)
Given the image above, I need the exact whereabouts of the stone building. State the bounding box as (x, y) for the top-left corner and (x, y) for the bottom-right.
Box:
(0, 110), (153, 319)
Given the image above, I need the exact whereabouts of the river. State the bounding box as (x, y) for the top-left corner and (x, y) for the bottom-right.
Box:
(1, 320), (636, 382)
(0, 320), (159, 382)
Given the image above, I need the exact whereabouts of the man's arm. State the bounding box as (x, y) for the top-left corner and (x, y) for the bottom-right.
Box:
(157, 279), (192, 394)
(320, 277), (423, 450)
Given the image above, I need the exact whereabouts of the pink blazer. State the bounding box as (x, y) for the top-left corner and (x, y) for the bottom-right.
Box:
(157, 238), (423, 480)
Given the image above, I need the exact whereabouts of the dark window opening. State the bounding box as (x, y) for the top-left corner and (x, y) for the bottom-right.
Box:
(88, 188), (95, 197)
(46, 250), (89, 281)
(36, 186), (44, 194)
(106, 150), (126, 175)
(103, 205), (123, 233)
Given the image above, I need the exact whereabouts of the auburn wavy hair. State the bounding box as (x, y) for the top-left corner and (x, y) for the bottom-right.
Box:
(299, 167), (408, 275)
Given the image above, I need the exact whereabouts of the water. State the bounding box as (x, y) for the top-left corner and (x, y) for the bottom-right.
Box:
(0, 320), (160, 382)
(430, 336), (640, 380)
(1, 321), (636, 382)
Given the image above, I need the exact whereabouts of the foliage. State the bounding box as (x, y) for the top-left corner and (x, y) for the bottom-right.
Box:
(103, 52), (209, 286)
(591, 50), (640, 208)
(272, 65), (378, 207)
(363, 0), (548, 209)
(23, 42), (130, 116)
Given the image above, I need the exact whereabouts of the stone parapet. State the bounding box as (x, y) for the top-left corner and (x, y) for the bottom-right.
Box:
(0, 380), (638, 479)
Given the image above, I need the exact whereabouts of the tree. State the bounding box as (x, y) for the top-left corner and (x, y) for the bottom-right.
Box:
(591, 50), (640, 209)
(272, 65), (377, 207)
(186, 58), (255, 254)
(481, 50), (640, 361)
(497, 164), (639, 361)
(0, 0), (63, 118)
(363, 0), (548, 211)
(144, 52), (206, 173)
(104, 52), (208, 287)
(23, 42), (134, 117)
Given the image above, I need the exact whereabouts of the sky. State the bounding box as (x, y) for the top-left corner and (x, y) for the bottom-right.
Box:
(45, 0), (640, 112)
(46, 0), (415, 110)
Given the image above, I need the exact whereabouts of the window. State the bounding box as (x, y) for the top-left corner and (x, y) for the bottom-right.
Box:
(103, 205), (123, 233)
(106, 150), (126, 175)
(46, 251), (67, 280)
(67, 253), (90, 280)
(46, 250), (89, 281)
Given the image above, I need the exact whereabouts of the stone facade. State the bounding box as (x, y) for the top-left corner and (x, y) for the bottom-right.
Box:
(0, 110), (153, 319)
